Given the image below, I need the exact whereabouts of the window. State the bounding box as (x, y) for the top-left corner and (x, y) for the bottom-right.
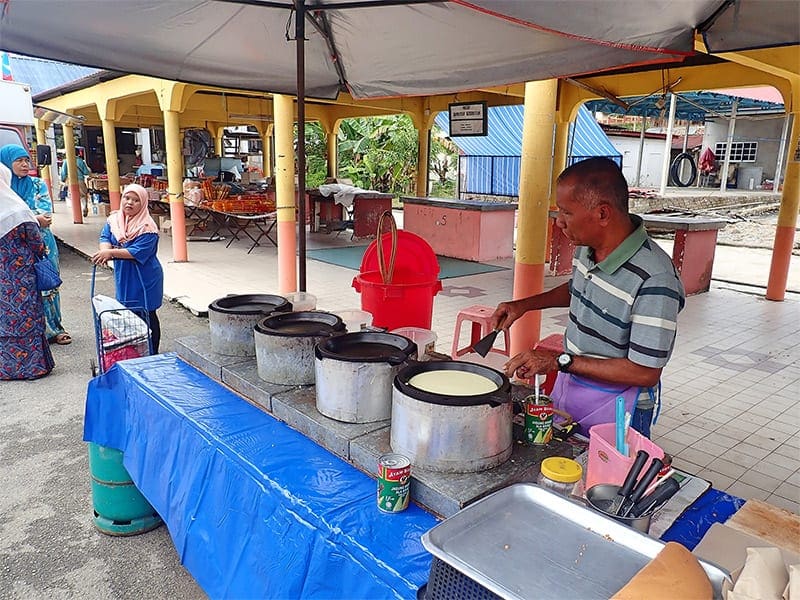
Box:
(715, 141), (757, 162)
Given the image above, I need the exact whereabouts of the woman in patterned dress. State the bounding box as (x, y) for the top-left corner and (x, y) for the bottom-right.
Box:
(0, 162), (55, 380)
(0, 144), (71, 344)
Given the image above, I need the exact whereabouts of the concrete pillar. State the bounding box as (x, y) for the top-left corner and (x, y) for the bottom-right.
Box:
(511, 79), (558, 356)
(262, 127), (273, 178)
(274, 94), (297, 293)
(101, 118), (122, 211)
(35, 121), (53, 198)
(163, 109), (187, 262)
(416, 123), (431, 197)
(766, 111), (799, 301)
(326, 123), (339, 178)
(719, 99), (739, 192)
(658, 93), (678, 196)
(62, 123), (83, 224)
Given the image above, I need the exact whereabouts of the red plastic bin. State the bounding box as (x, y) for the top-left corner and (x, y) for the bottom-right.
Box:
(353, 230), (441, 330)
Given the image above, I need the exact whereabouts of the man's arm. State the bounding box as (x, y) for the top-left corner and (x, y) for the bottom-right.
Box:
(490, 281), (571, 331)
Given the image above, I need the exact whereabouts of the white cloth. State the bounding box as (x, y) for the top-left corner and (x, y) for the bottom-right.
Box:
(318, 183), (371, 209)
(0, 162), (37, 240)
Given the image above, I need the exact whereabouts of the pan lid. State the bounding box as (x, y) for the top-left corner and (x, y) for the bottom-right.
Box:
(394, 360), (510, 407)
(255, 311), (345, 337)
(315, 332), (416, 365)
(360, 230), (439, 277)
(209, 293), (292, 315)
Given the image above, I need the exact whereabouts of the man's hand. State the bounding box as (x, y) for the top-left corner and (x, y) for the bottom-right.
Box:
(502, 349), (558, 380)
(489, 300), (527, 332)
(90, 249), (114, 266)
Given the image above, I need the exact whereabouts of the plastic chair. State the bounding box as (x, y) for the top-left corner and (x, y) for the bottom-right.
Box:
(451, 305), (510, 358)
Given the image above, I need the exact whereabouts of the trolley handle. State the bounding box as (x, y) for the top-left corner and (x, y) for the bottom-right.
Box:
(91, 258), (150, 313)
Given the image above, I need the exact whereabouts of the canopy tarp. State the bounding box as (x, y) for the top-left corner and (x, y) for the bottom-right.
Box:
(1, 1), (797, 100)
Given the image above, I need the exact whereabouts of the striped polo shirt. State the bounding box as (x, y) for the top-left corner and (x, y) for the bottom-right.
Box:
(565, 215), (685, 369)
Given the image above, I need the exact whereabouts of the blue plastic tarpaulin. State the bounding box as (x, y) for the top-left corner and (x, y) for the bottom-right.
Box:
(84, 353), (438, 599)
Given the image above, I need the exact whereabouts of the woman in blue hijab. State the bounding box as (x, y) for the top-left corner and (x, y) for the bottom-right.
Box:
(0, 144), (71, 345)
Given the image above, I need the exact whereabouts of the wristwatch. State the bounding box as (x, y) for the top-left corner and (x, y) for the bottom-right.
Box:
(556, 352), (574, 373)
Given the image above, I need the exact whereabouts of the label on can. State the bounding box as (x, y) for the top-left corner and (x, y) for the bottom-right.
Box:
(525, 394), (553, 445)
(377, 453), (411, 513)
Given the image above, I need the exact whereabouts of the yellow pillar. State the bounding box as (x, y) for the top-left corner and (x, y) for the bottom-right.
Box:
(274, 94), (297, 293)
(35, 121), (54, 198)
(416, 122), (431, 197)
(766, 110), (799, 301)
(262, 127), (273, 178)
(254, 122), (274, 179)
(62, 123), (83, 224)
(163, 109), (188, 262)
(213, 126), (224, 157)
(101, 118), (122, 211)
(511, 79), (558, 356)
(325, 122), (339, 178)
(551, 120), (570, 206)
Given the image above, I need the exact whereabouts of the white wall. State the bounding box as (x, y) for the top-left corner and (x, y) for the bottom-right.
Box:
(607, 135), (666, 188)
(702, 113), (786, 181)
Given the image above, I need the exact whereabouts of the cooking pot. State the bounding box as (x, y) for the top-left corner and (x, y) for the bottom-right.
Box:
(315, 332), (417, 423)
(391, 361), (513, 473)
(254, 311), (345, 385)
(208, 294), (292, 356)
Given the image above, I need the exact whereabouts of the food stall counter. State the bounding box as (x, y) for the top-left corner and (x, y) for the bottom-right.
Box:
(401, 196), (517, 261)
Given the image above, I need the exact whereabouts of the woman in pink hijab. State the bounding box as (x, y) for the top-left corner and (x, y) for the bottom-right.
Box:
(91, 184), (164, 352)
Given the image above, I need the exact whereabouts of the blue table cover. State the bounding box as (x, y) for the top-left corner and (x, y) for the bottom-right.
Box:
(84, 353), (438, 599)
(84, 353), (745, 598)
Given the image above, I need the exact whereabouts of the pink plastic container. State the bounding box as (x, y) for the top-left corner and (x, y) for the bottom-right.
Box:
(585, 422), (664, 490)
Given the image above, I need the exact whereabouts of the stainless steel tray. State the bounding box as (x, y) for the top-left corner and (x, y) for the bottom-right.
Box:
(421, 483), (731, 600)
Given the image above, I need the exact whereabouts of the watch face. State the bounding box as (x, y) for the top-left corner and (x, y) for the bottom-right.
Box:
(558, 353), (571, 368)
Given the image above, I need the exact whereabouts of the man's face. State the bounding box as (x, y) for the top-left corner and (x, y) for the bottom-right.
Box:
(554, 179), (600, 247)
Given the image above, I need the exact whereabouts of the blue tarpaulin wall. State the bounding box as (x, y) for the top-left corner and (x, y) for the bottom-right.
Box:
(435, 105), (621, 197)
(84, 353), (438, 599)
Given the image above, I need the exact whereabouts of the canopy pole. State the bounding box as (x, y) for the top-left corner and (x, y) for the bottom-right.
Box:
(296, 0), (307, 292)
(718, 99), (739, 192)
(635, 116), (646, 187)
(774, 112), (791, 191)
(658, 93), (677, 196)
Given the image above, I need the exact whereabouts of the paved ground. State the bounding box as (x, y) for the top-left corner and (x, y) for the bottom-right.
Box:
(2, 194), (798, 598)
(0, 245), (205, 599)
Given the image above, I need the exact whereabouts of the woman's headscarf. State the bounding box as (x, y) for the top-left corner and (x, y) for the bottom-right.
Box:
(0, 144), (34, 205)
(0, 162), (36, 240)
(109, 183), (159, 244)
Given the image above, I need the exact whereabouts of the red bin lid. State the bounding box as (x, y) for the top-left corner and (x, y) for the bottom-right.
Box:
(360, 230), (439, 278)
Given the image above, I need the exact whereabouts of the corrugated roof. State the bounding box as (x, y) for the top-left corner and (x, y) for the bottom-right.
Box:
(435, 105), (620, 160)
(436, 105), (621, 197)
(7, 54), (99, 96)
(585, 90), (784, 121)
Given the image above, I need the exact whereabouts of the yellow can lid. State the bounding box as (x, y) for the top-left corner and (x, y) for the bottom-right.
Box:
(540, 457), (583, 483)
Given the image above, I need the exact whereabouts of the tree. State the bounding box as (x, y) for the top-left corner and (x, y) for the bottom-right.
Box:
(336, 115), (419, 194)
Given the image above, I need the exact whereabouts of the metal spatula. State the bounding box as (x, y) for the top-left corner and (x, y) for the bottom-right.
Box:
(472, 330), (499, 357)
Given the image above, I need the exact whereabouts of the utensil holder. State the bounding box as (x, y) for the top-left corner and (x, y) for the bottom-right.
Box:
(586, 423), (664, 490)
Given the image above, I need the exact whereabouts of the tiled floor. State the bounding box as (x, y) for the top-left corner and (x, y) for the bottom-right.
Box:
(51, 200), (800, 513)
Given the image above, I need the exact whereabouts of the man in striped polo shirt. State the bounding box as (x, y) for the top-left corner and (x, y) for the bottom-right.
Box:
(491, 157), (685, 437)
